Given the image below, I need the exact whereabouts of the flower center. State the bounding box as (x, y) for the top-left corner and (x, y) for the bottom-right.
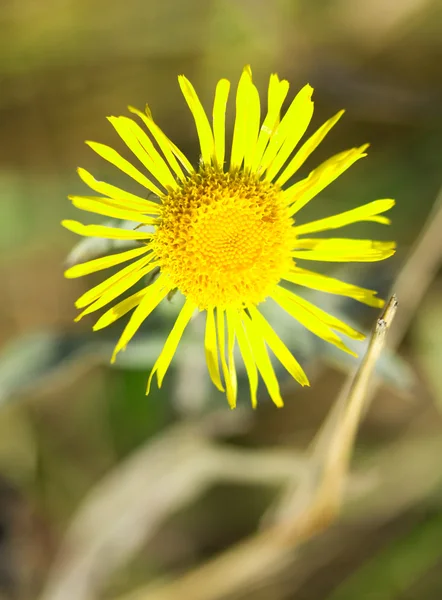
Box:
(154, 168), (294, 309)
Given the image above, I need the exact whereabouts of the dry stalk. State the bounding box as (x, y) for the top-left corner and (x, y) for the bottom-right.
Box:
(117, 296), (398, 600)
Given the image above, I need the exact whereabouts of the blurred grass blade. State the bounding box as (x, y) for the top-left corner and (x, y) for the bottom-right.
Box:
(328, 511), (442, 600)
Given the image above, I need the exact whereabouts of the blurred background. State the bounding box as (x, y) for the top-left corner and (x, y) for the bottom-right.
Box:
(0, 0), (442, 598)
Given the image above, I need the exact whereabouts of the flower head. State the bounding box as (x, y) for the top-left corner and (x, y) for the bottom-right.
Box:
(63, 66), (395, 408)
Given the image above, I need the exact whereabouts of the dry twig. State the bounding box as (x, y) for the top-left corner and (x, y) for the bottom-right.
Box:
(39, 426), (306, 600)
(116, 296), (398, 600)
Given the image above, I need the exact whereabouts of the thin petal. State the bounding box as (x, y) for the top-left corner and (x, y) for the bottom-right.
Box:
(286, 145), (369, 217)
(77, 168), (161, 213)
(243, 72), (261, 171)
(273, 285), (364, 348)
(291, 238), (396, 262)
(252, 74), (290, 171)
(248, 306), (309, 386)
(226, 311), (238, 407)
(264, 85), (314, 181)
(128, 106), (187, 182)
(204, 307), (224, 392)
(229, 309), (258, 408)
(64, 245), (151, 279)
(167, 137), (195, 174)
(93, 288), (147, 331)
(272, 293), (356, 355)
(216, 308), (237, 408)
(74, 253), (155, 309)
(212, 79), (230, 168)
(277, 110), (344, 187)
(69, 196), (159, 224)
(283, 266), (385, 308)
(230, 66), (253, 171)
(75, 260), (159, 320)
(242, 312), (284, 407)
(178, 75), (214, 165)
(62, 220), (153, 241)
(294, 199), (395, 236)
(136, 104), (194, 174)
(112, 275), (172, 362)
(107, 116), (177, 190)
(86, 142), (164, 197)
(259, 84), (314, 178)
(147, 298), (196, 392)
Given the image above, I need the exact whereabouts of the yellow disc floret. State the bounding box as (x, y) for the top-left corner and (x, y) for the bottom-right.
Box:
(154, 167), (294, 309)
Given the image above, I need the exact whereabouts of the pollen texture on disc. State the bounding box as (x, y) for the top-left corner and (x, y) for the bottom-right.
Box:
(154, 168), (294, 309)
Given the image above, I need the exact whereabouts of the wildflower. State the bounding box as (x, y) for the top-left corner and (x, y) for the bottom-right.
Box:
(63, 66), (395, 408)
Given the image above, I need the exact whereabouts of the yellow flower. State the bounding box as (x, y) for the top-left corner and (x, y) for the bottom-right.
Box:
(63, 66), (395, 408)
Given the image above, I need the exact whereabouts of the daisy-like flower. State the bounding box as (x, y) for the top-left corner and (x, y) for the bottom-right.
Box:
(63, 66), (395, 408)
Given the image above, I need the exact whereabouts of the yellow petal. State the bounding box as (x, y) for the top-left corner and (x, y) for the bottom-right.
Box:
(62, 220), (154, 241)
(272, 289), (356, 355)
(93, 288), (147, 331)
(230, 66), (254, 171)
(216, 308), (237, 408)
(147, 298), (196, 392)
(273, 285), (363, 348)
(277, 110), (344, 187)
(112, 275), (172, 362)
(75, 260), (159, 321)
(283, 267), (384, 308)
(128, 106), (187, 182)
(204, 307), (224, 392)
(242, 72), (261, 171)
(74, 253), (155, 308)
(252, 74), (290, 171)
(248, 306), (309, 386)
(64, 245), (151, 279)
(166, 136), (195, 174)
(294, 199), (395, 236)
(229, 309), (258, 408)
(226, 311), (238, 407)
(141, 104), (193, 174)
(86, 141), (164, 197)
(178, 75), (214, 165)
(242, 312), (284, 407)
(77, 168), (161, 213)
(291, 238), (396, 262)
(138, 107), (193, 174)
(212, 79), (230, 168)
(69, 196), (159, 224)
(264, 85), (314, 181)
(286, 145), (369, 217)
(297, 295), (365, 340)
(260, 84), (314, 178)
(107, 116), (177, 190)
(120, 114), (181, 185)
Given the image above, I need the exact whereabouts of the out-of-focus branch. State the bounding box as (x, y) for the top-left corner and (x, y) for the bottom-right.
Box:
(117, 297), (397, 600)
(38, 425), (307, 600)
